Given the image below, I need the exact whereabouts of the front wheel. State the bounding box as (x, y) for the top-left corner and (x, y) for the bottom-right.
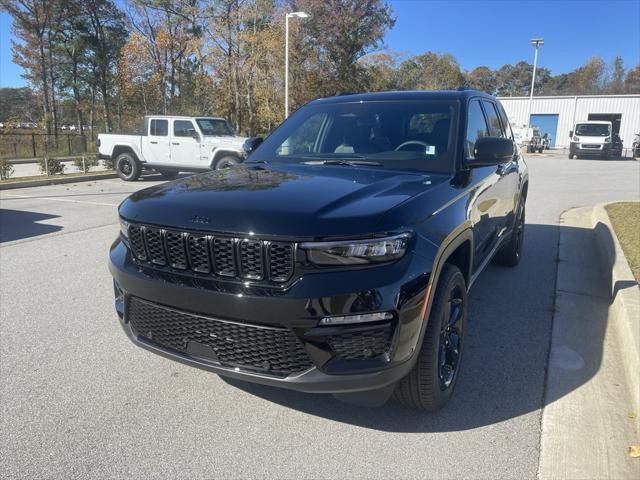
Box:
(213, 156), (239, 170)
(115, 153), (141, 181)
(393, 264), (467, 411)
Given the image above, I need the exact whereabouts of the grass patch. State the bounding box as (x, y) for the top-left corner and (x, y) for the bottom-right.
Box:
(605, 202), (640, 281)
(0, 170), (114, 184)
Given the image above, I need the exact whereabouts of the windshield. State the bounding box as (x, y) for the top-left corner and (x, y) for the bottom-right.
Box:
(196, 118), (234, 136)
(249, 100), (458, 173)
(575, 123), (610, 136)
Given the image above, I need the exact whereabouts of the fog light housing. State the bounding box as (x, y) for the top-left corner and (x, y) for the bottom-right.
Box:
(320, 311), (393, 326)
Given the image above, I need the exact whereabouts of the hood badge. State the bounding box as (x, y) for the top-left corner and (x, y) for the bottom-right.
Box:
(190, 215), (210, 225)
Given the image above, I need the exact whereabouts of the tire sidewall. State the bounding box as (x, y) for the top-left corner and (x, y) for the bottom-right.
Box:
(424, 266), (467, 407)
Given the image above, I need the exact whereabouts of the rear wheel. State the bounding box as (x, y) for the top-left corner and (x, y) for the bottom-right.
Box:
(393, 264), (467, 411)
(213, 156), (239, 170)
(115, 152), (140, 181)
(493, 203), (525, 267)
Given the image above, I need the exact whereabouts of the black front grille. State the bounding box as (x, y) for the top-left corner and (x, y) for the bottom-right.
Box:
(327, 324), (393, 360)
(127, 223), (295, 284)
(127, 297), (313, 376)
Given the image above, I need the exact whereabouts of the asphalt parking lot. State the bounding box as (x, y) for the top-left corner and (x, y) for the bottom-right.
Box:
(1, 153), (639, 479)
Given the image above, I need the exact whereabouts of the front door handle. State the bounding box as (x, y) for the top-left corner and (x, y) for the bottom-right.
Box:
(172, 142), (180, 145)
(150, 141), (158, 144)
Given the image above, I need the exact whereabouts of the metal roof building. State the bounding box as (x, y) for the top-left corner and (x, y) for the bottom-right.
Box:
(498, 94), (640, 149)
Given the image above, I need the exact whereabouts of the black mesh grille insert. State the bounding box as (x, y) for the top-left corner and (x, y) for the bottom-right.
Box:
(125, 222), (294, 284)
(165, 231), (187, 269)
(240, 240), (263, 280)
(145, 228), (166, 265)
(327, 324), (393, 360)
(129, 225), (147, 261)
(187, 235), (210, 273)
(212, 238), (236, 277)
(268, 243), (294, 282)
(127, 297), (313, 376)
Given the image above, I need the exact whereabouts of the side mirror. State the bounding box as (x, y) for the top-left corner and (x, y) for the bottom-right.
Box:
(467, 137), (514, 168)
(190, 130), (200, 141)
(569, 130), (573, 138)
(243, 136), (264, 156)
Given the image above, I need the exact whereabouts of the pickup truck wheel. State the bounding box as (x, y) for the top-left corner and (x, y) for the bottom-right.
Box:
(493, 203), (525, 267)
(116, 153), (140, 181)
(213, 156), (239, 170)
(393, 264), (466, 411)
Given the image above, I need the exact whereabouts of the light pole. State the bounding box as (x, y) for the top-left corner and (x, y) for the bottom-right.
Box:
(285, 11), (309, 119)
(527, 38), (544, 129)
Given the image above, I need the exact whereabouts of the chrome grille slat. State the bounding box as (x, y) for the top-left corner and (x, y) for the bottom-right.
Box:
(127, 223), (294, 284)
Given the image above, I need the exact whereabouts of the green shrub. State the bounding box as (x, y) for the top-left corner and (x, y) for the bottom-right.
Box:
(73, 155), (98, 173)
(38, 157), (65, 175)
(102, 156), (115, 170)
(0, 158), (14, 180)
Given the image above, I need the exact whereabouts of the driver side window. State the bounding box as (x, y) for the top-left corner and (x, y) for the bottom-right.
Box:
(465, 100), (489, 159)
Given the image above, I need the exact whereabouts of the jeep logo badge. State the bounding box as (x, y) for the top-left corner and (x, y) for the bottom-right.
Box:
(190, 215), (210, 224)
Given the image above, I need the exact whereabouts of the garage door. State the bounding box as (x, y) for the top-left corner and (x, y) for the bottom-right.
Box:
(530, 114), (559, 147)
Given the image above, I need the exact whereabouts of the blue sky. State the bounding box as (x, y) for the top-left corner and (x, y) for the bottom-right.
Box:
(1, 0), (639, 88)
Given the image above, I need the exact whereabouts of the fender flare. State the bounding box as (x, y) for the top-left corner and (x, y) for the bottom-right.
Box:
(208, 148), (243, 168)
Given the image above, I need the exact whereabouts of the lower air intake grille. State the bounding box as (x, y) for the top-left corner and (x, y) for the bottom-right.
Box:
(327, 324), (393, 360)
(127, 297), (313, 376)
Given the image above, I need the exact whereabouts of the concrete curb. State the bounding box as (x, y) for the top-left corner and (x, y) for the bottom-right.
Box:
(0, 172), (118, 190)
(592, 203), (640, 414)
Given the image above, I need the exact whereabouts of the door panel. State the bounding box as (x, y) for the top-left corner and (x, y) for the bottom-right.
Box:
(142, 119), (171, 164)
(171, 120), (201, 168)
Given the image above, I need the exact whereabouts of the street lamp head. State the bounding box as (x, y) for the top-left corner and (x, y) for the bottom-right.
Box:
(287, 11), (310, 18)
(530, 38), (544, 46)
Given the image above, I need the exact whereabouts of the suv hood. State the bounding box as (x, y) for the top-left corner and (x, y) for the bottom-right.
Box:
(119, 164), (448, 238)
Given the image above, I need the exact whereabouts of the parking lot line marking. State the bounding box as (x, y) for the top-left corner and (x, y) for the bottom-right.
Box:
(1, 192), (119, 207)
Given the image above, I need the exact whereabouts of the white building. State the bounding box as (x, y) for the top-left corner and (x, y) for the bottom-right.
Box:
(498, 94), (640, 149)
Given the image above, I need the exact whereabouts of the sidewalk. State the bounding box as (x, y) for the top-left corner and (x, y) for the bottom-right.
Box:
(539, 207), (639, 479)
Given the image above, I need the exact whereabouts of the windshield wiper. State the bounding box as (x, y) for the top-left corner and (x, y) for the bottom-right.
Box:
(303, 159), (383, 167)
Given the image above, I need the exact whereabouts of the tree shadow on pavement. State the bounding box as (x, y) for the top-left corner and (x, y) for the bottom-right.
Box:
(0, 209), (62, 243)
(221, 223), (613, 433)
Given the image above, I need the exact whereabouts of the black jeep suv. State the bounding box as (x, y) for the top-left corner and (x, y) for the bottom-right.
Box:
(109, 90), (528, 410)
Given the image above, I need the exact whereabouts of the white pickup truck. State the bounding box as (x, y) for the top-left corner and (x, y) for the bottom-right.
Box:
(97, 116), (248, 181)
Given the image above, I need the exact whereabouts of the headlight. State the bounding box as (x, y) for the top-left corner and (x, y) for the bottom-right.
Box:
(119, 217), (129, 240)
(573, 135), (580, 141)
(301, 233), (411, 265)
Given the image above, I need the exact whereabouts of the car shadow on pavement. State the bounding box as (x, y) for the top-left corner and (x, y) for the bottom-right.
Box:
(0, 209), (62, 243)
(220, 223), (613, 433)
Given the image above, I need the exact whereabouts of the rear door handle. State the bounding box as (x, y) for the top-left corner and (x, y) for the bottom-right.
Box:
(150, 141), (158, 144)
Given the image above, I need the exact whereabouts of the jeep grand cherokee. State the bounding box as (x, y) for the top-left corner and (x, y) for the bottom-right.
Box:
(109, 90), (528, 410)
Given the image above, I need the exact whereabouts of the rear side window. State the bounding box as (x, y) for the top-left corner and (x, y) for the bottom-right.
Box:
(481, 101), (504, 137)
(465, 100), (489, 159)
(496, 103), (514, 140)
(150, 119), (168, 136)
(174, 120), (196, 137)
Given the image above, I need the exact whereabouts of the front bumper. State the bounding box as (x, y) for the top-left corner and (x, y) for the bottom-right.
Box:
(109, 238), (433, 393)
(570, 142), (611, 156)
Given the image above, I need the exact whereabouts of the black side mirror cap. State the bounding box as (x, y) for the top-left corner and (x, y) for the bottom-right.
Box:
(467, 137), (514, 168)
(243, 137), (264, 156)
(569, 130), (573, 138)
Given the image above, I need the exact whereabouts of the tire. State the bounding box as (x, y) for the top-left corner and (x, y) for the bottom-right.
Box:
(493, 203), (525, 267)
(158, 169), (179, 180)
(115, 152), (141, 181)
(213, 155), (239, 170)
(568, 153), (573, 159)
(538, 147), (543, 153)
(393, 264), (467, 411)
